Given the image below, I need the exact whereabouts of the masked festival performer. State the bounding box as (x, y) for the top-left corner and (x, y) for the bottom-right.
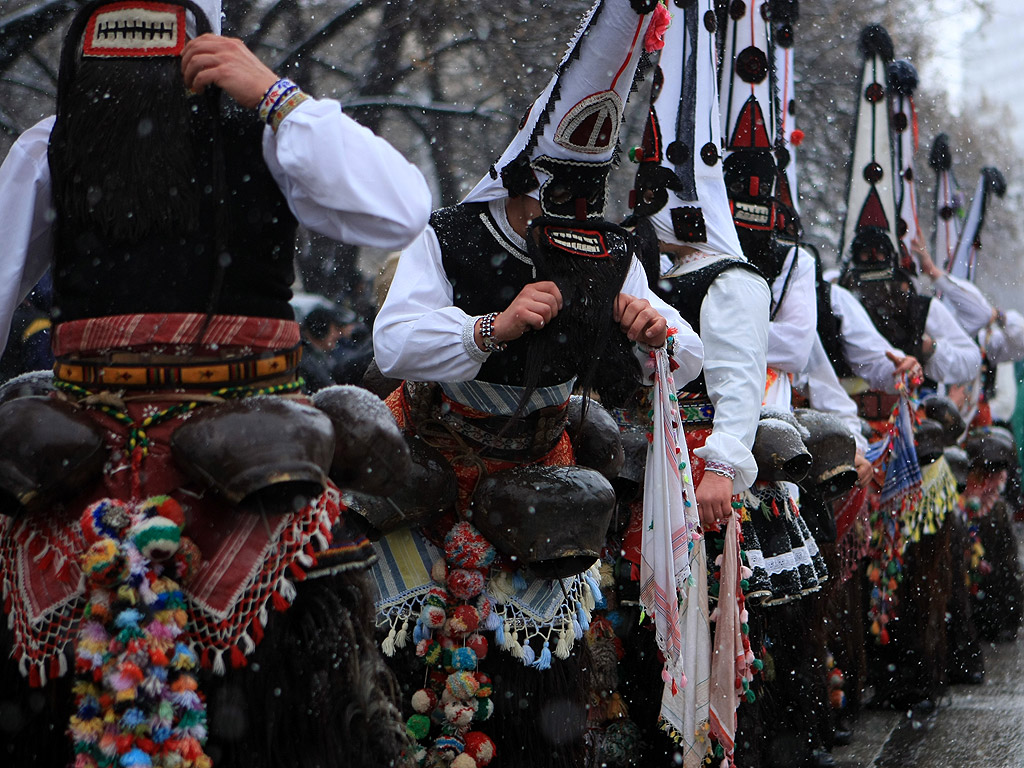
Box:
(371, 3), (703, 767)
(0, 2), (431, 766)
(918, 136), (1023, 672)
(836, 26), (980, 713)
(597, 1), (772, 764)
(919, 143), (1017, 399)
(715, 3), (848, 763)
(718, 0), (825, 595)
(837, 45), (979, 393)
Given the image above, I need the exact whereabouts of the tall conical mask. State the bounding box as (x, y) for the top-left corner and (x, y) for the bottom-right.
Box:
(630, 0), (743, 265)
(888, 59), (920, 270)
(770, 0), (801, 232)
(464, 0), (663, 222)
(838, 25), (899, 283)
(929, 133), (965, 271)
(719, 0), (780, 234)
(948, 166), (1007, 282)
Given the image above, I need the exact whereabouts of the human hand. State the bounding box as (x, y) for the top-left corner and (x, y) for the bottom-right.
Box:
(696, 471), (734, 529)
(614, 293), (668, 346)
(886, 351), (923, 384)
(182, 34), (279, 109)
(854, 451), (873, 488)
(475, 281), (563, 350)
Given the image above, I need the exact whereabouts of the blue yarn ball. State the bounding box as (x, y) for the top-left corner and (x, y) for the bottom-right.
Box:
(452, 646), (478, 671)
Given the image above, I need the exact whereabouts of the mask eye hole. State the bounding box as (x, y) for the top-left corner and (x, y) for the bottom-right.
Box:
(548, 185), (572, 205)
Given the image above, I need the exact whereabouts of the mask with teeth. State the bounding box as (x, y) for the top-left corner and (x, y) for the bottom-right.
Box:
(723, 149), (779, 233)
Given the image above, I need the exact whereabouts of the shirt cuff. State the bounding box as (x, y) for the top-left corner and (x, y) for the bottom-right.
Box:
(462, 316), (490, 364)
(694, 431), (759, 494)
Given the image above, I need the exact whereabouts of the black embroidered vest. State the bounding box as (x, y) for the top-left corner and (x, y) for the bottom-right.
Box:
(854, 289), (932, 363)
(656, 258), (763, 395)
(817, 281), (854, 378)
(434, 202), (571, 387)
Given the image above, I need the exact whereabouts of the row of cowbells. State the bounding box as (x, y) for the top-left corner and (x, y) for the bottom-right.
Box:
(0, 375), (1015, 582)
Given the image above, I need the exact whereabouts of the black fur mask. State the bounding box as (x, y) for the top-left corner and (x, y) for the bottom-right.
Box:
(49, 0), (218, 244)
(516, 216), (641, 410)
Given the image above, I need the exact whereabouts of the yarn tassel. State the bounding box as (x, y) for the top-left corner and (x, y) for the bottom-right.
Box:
(585, 573), (605, 609)
(522, 642), (536, 667)
(395, 619), (410, 650)
(483, 609), (502, 633)
(575, 603), (590, 633)
(413, 618), (428, 645)
(532, 641), (552, 670)
(211, 648), (226, 676)
(572, 617), (584, 640)
(555, 628), (572, 660)
(382, 626), (397, 657)
(236, 631), (254, 656)
(509, 629), (525, 660)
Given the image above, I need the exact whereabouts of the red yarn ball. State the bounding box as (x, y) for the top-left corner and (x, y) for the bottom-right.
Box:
(444, 522), (496, 570)
(465, 633), (489, 660)
(463, 731), (497, 766)
(475, 595), (492, 622)
(141, 495), (185, 527)
(447, 569), (486, 600)
(411, 688), (437, 714)
(447, 604), (480, 636)
(421, 605), (447, 629)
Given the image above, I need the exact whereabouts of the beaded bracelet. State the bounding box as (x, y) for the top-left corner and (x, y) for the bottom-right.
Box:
(479, 312), (506, 353)
(258, 78), (299, 123)
(704, 460), (736, 481)
(269, 89), (311, 132)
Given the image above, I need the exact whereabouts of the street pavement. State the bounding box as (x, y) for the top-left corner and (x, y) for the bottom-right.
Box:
(833, 527), (1024, 768)
(833, 636), (1024, 767)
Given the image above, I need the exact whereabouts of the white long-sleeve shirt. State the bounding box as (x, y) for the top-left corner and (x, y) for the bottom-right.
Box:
(827, 283), (980, 388)
(0, 98), (432, 355)
(767, 246), (817, 376)
(694, 268), (771, 494)
(933, 273), (993, 338)
(374, 198), (704, 390)
(985, 313), (1024, 365)
(763, 246), (817, 409)
(922, 298), (983, 384)
(931, 272), (1024, 366)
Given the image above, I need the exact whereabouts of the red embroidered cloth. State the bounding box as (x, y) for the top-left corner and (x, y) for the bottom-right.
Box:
(53, 313), (300, 356)
(0, 400), (349, 684)
(2, 313), (361, 685)
(383, 385), (573, 540)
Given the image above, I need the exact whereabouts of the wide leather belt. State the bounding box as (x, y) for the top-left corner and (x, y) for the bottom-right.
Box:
(54, 346), (302, 389)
